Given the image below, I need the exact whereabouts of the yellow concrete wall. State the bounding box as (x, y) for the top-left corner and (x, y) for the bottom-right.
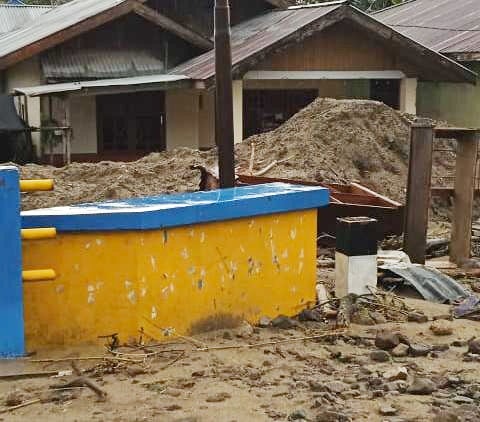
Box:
(22, 210), (317, 349)
(5, 57), (42, 156)
(166, 89), (200, 149)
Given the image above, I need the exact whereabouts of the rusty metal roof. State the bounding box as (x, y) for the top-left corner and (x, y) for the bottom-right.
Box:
(374, 0), (480, 56)
(171, 3), (476, 84)
(171, 3), (344, 80)
(0, 4), (51, 35)
(41, 48), (165, 80)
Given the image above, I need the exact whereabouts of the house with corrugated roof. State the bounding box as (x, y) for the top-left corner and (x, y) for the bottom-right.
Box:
(0, 0), (475, 163)
(375, 0), (480, 128)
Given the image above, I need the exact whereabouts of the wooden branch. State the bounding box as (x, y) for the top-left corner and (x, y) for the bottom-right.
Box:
(133, 3), (213, 51)
(0, 399), (41, 415)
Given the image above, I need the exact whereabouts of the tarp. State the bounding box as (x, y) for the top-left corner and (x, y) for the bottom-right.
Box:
(0, 95), (26, 132)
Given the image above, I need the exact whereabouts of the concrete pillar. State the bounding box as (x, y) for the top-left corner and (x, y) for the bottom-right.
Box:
(400, 78), (417, 114)
(166, 90), (200, 149)
(233, 80), (243, 143)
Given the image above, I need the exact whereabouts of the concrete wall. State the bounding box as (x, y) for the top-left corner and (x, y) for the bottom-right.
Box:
(233, 80), (243, 143)
(400, 78), (417, 115)
(417, 63), (480, 127)
(166, 89), (200, 149)
(5, 57), (42, 156)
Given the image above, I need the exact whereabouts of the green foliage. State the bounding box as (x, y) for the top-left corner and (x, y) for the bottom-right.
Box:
(297, 0), (405, 11)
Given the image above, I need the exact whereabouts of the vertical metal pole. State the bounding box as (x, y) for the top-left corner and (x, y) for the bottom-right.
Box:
(215, 0), (235, 188)
(403, 120), (434, 264)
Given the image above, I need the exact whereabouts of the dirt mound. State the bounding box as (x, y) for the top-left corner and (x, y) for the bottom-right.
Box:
(16, 98), (452, 211)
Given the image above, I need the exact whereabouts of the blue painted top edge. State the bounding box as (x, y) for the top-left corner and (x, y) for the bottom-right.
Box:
(21, 183), (330, 232)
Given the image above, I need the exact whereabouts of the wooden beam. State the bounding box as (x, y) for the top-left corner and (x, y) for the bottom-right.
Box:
(0, 0), (146, 70)
(403, 120), (434, 264)
(133, 3), (213, 51)
(450, 132), (479, 264)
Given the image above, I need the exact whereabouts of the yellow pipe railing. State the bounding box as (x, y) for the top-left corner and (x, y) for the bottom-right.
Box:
(20, 179), (54, 192)
(21, 228), (57, 240)
(22, 269), (57, 282)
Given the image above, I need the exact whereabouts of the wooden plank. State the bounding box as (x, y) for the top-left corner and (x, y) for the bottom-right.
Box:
(435, 127), (478, 139)
(450, 132), (479, 264)
(0, 0), (146, 70)
(133, 3), (213, 51)
(403, 121), (434, 264)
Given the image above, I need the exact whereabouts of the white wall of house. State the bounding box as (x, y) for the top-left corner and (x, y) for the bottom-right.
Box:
(199, 90), (215, 149)
(5, 57), (42, 156)
(400, 78), (417, 115)
(166, 89), (200, 149)
(233, 80), (243, 143)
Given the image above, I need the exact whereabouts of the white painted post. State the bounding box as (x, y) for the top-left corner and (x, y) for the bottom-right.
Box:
(400, 78), (418, 114)
(233, 80), (243, 143)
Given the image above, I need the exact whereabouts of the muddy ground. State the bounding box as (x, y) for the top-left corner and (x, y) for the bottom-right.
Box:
(0, 299), (479, 422)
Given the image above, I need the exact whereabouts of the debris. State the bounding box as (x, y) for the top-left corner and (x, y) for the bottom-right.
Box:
(380, 264), (470, 304)
(370, 350), (391, 363)
(375, 331), (406, 350)
(391, 343), (410, 358)
(258, 316), (272, 328)
(51, 377), (107, 401)
(430, 320), (454, 336)
(336, 293), (357, 328)
(0, 398), (41, 415)
(288, 409), (308, 420)
(467, 338), (480, 355)
(236, 321), (254, 338)
(407, 377), (437, 395)
(298, 309), (323, 322)
(0, 370), (70, 381)
(453, 295), (480, 320)
(383, 367), (408, 382)
(271, 315), (298, 330)
(4, 390), (23, 407)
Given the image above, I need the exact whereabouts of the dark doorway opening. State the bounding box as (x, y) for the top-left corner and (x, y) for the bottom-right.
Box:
(370, 79), (400, 109)
(97, 91), (166, 160)
(243, 89), (318, 138)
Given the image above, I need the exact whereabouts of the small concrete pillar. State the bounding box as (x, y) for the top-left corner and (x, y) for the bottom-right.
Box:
(335, 217), (378, 297)
(399, 78), (417, 115)
(233, 80), (243, 143)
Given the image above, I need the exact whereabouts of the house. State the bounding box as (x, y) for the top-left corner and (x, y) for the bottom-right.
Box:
(375, 0), (480, 128)
(0, 0), (475, 163)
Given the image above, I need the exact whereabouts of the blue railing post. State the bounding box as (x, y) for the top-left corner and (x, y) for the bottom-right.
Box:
(0, 165), (24, 357)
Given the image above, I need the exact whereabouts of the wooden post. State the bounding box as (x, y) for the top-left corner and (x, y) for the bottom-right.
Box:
(214, 0), (235, 188)
(450, 132), (479, 264)
(403, 120), (434, 264)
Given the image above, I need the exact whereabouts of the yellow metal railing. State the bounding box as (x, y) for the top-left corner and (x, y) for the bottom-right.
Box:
(20, 179), (56, 282)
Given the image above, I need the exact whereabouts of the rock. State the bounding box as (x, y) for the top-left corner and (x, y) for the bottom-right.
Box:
(5, 390), (23, 407)
(451, 340), (468, 347)
(467, 338), (480, 355)
(408, 312), (428, 323)
(407, 378), (437, 395)
(258, 316), (271, 328)
(408, 343), (432, 357)
(222, 331), (233, 340)
(237, 321), (254, 338)
(430, 320), (454, 336)
(288, 410), (307, 420)
(471, 282), (480, 293)
(126, 365), (148, 377)
(309, 381), (325, 392)
(271, 315), (298, 329)
(432, 411), (461, 422)
(370, 311), (387, 324)
(452, 395), (474, 404)
(383, 367), (408, 382)
(386, 381), (408, 393)
(433, 314), (453, 321)
(370, 350), (390, 362)
(298, 309), (323, 322)
(165, 404), (182, 411)
(206, 392), (231, 403)
(432, 344), (450, 352)
(315, 410), (350, 422)
(379, 405), (398, 416)
(165, 388), (183, 397)
(375, 331), (401, 350)
(324, 381), (349, 394)
(391, 343), (409, 357)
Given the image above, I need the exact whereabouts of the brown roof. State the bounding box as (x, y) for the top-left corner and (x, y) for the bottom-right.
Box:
(374, 0), (480, 58)
(171, 3), (476, 84)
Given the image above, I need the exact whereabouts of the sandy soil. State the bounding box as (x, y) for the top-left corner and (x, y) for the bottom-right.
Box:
(1, 298), (479, 422)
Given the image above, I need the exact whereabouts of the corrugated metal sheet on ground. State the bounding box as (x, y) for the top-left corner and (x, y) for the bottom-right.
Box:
(42, 49), (165, 80)
(171, 4), (342, 80)
(0, 4), (51, 35)
(12, 74), (190, 97)
(0, 0), (130, 58)
(374, 0), (480, 54)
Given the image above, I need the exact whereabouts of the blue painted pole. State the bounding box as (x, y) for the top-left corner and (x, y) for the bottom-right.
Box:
(0, 166), (25, 357)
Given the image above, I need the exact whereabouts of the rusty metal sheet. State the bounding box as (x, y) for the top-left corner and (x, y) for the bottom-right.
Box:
(375, 0), (480, 55)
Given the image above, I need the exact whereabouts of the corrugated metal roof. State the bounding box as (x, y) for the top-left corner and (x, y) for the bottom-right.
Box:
(374, 0), (480, 55)
(0, 4), (51, 35)
(172, 4), (343, 80)
(0, 0), (130, 59)
(12, 74), (190, 97)
(42, 49), (165, 80)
